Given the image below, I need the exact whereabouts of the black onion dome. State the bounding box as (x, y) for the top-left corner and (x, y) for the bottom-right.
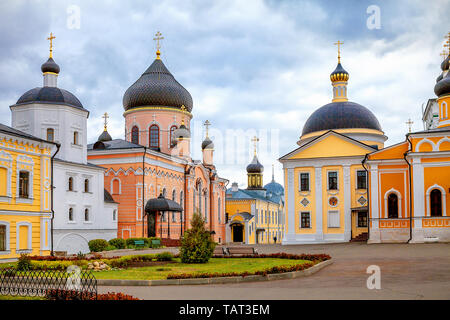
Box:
(123, 58), (193, 112)
(41, 57), (60, 74)
(302, 101), (382, 136)
(98, 130), (112, 142)
(201, 137), (214, 149)
(330, 63), (349, 81)
(437, 73), (443, 83)
(15, 87), (85, 110)
(434, 72), (450, 97)
(246, 155), (264, 173)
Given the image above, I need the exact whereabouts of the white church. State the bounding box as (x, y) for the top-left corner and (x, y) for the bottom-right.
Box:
(9, 38), (118, 254)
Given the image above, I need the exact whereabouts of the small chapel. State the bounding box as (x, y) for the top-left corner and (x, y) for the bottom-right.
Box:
(87, 33), (228, 243)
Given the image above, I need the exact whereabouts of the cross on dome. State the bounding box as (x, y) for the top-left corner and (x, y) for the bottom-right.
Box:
(47, 32), (55, 58)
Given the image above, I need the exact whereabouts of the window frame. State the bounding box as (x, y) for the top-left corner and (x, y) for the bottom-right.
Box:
(327, 171), (339, 191)
(18, 171), (30, 199)
(149, 124), (160, 149)
(299, 172), (310, 192)
(300, 212), (311, 229)
(356, 170), (367, 190)
(131, 126), (139, 145)
(46, 128), (55, 142)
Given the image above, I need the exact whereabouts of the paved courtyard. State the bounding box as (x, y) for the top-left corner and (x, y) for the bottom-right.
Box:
(98, 242), (450, 300)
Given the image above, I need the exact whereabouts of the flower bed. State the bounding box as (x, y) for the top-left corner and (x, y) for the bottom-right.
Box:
(45, 289), (139, 300)
(166, 261), (314, 279)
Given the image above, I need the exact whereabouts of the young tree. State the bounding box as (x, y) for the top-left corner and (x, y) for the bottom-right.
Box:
(180, 211), (216, 263)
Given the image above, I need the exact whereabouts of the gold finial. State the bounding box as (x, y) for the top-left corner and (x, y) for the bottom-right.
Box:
(406, 118), (414, 133)
(153, 31), (164, 60)
(203, 120), (211, 138)
(47, 32), (55, 58)
(441, 50), (448, 60)
(334, 40), (344, 63)
(102, 112), (109, 131)
(251, 136), (259, 156)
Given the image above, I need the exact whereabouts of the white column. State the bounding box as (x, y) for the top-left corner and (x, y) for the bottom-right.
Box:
(287, 168), (295, 239)
(315, 166), (323, 241)
(368, 164), (381, 243)
(411, 157), (425, 243)
(343, 165), (351, 241)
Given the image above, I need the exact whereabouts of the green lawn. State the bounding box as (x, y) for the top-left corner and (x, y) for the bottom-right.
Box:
(94, 258), (309, 280)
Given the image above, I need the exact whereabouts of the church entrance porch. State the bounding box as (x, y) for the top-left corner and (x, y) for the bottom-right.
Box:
(351, 208), (368, 242)
(231, 224), (244, 243)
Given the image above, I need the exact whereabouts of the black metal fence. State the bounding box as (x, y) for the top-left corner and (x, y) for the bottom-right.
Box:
(0, 268), (97, 300)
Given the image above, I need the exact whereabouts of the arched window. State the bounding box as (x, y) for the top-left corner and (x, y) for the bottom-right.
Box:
(197, 182), (202, 214)
(84, 179), (89, 192)
(68, 177), (74, 191)
(112, 178), (121, 195)
(149, 125), (159, 149)
(180, 191), (184, 222)
(69, 208), (74, 221)
(46, 128), (54, 142)
(0, 167), (7, 196)
(170, 125), (178, 147)
(84, 209), (89, 221)
(430, 189), (443, 217)
(131, 126), (139, 145)
(113, 210), (117, 221)
(387, 193), (398, 218)
(172, 190), (176, 201)
(162, 188), (166, 197)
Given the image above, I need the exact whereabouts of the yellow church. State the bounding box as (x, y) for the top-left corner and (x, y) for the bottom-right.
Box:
(280, 43), (387, 244)
(0, 123), (57, 260)
(226, 139), (285, 244)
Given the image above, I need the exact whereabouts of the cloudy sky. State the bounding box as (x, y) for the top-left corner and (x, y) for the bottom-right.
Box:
(0, 0), (449, 188)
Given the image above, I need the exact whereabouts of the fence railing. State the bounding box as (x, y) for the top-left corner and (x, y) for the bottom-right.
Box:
(0, 268), (97, 299)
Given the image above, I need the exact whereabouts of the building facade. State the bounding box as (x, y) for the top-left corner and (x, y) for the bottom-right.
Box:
(365, 48), (450, 243)
(226, 151), (285, 244)
(87, 42), (228, 243)
(280, 49), (386, 244)
(0, 124), (56, 259)
(9, 43), (118, 254)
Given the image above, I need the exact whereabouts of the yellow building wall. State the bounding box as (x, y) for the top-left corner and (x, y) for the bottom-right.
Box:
(0, 137), (52, 259)
(293, 167), (316, 234)
(423, 166), (450, 217)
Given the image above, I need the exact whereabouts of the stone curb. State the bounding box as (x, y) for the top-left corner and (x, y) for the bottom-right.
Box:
(97, 259), (333, 287)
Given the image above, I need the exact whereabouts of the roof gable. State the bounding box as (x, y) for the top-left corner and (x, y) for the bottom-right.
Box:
(281, 131), (375, 160)
(368, 141), (409, 160)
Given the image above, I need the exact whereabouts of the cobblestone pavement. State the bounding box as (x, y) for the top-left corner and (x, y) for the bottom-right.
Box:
(98, 242), (450, 300)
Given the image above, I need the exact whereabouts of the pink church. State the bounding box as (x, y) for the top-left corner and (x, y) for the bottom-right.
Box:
(87, 44), (228, 243)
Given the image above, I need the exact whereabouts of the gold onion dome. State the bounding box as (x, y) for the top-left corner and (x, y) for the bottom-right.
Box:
(330, 63), (349, 82)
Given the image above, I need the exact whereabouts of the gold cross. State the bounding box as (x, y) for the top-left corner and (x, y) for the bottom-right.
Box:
(153, 31), (164, 59)
(334, 40), (344, 63)
(47, 32), (55, 58)
(203, 120), (211, 138)
(406, 118), (414, 133)
(251, 136), (259, 156)
(102, 112), (109, 131)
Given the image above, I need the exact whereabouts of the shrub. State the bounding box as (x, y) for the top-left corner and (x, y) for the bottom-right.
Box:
(76, 251), (86, 260)
(105, 245), (117, 251)
(180, 212), (216, 264)
(108, 238), (126, 249)
(17, 254), (33, 271)
(88, 239), (109, 252)
(156, 252), (173, 261)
